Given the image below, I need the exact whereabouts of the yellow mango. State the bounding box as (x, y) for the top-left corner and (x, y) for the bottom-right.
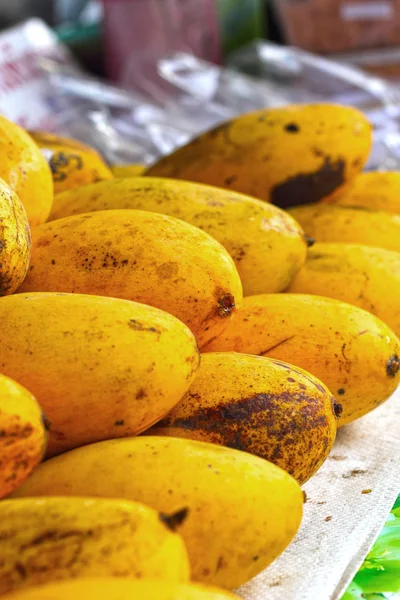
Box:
(326, 171), (400, 213)
(111, 163), (145, 177)
(150, 352), (337, 484)
(203, 295), (400, 426)
(0, 497), (189, 594)
(288, 243), (400, 337)
(20, 210), (243, 348)
(49, 177), (308, 295)
(145, 104), (372, 206)
(30, 131), (113, 194)
(0, 293), (199, 457)
(0, 579), (239, 600)
(288, 203), (400, 252)
(0, 374), (46, 498)
(0, 116), (53, 227)
(0, 178), (31, 295)
(13, 436), (303, 589)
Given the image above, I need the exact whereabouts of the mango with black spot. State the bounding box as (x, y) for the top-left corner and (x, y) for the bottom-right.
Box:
(289, 203), (400, 252)
(48, 177), (308, 295)
(203, 295), (400, 426)
(326, 171), (400, 213)
(0, 374), (47, 498)
(12, 436), (303, 589)
(0, 293), (199, 457)
(30, 131), (113, 194)
(150, 352), (337, 484)
(145, 104), (372, 207)
(19, 210), (243, 348)
(288, 242), (400, 337)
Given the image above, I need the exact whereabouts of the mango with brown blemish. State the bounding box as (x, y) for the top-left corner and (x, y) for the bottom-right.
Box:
(145, 104), (372, 207)
(111, 163), (146, 177)
(203, 294), (400, 426)
(0, 293), (199, 457)
(29, 131), (113, 195)
(19, 210), (243, 348)
(0, 579), (240, 600)
(48, 177), (308, 295)
(288, 242), (400, 338)
(288, 203), (400, 252)
(0, 116), (53, 227)
(0, 497), (190, 594)
(325, 171), (400, 213)
(0, 374), (46, 498)
(0, 178), (31, 296)
(12, 436), (303, 589)
(150, 352), (337, 484)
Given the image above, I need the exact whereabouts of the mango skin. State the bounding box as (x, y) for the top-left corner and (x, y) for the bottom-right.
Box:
(145, 104), (372, 206)
(13, 436), (303, 589)
(0, 117), (53, 227)
(20, 210), (243, 348)
(111, 163), (145, 177)
(0, 375), (46, 498)
(289, 203), (400, 252)
(49, 177), (308, 295)
(0, 293), (199, 457)
(326, 171), (400, 213)
(30, 131), (113, 194)
(151, 352), (337, 484)
(0, 178), (31, 295)
(203, 295), (400, 426)
(0, 497), (189, 594)
(288, 243), (400, 338)
(0, 579), (239, 600)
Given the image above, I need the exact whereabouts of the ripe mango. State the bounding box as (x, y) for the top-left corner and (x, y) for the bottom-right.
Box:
(19, 210), (243, 348)
(0, 497), (189, 594)
(30, 131), (113, 194)
(0, 178), (31, 295)
(13, 436), (303, 589)
(0, 374), (46, 498)
(111, 163), (145, 177)
(0, 579), (239, 600)
(150, 352), (337, 483)
(203, 294), (400, 426)
(288, 243), (400, 337)
(0, 293), (199, 457)
(326, 171), (400, 213)
(48, 177), (308, 295)
(288, 203), (400, 252)
(145, 104), (372, 206)
(0, 116), (53, 227)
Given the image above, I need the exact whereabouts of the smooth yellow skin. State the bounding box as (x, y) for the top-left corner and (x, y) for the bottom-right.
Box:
(0, 293), (199, 457)
(13, 437), (303, 589)
(288, 243), (400, 338)
(326, 171), (400, 213)
(49, 177), (308, 295)
(0, 579), (239, 600)
(20, 210), (243, 348)
(151, 352), (337, 484)
(0, 375), (46, 498)
(0, 497), (189, 594)
(0, 178), (31, 295)
(30, 131), (113, 194)
(146, 104), (372, 206)
(289, 203), (400, 252)
(204, 295), (400, 426)
(0, 116), (53, 227)
(111, 163), (145, 177)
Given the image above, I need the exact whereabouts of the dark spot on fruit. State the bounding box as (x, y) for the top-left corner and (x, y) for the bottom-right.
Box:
(287, 377), (295, 383)
(270, 157), (346, 208)
(136, 388), (147, 400)
(41, 412), (52, 431)
(15, 562), (27, 579)
(224, 175), (237, 186)
(51, 259), (56, 265)
(337, 388), (345, 395)
(333, 402), (343, 418)
(305, 236), (315, 247)
(115, 420), (125, 426)
(218, 294), (235, 318)
(159, 507), (189, 532)
(0, 240), (5, 253)
(253, 555), (260, 561)
(386, 355), (400, 377)
(285, 122), (300, 133)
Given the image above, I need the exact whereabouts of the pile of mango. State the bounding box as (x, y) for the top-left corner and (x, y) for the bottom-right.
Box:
(0, 103), (399, 600)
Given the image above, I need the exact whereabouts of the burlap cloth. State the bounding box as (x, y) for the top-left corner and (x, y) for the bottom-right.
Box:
(238, 388), (400, 600)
